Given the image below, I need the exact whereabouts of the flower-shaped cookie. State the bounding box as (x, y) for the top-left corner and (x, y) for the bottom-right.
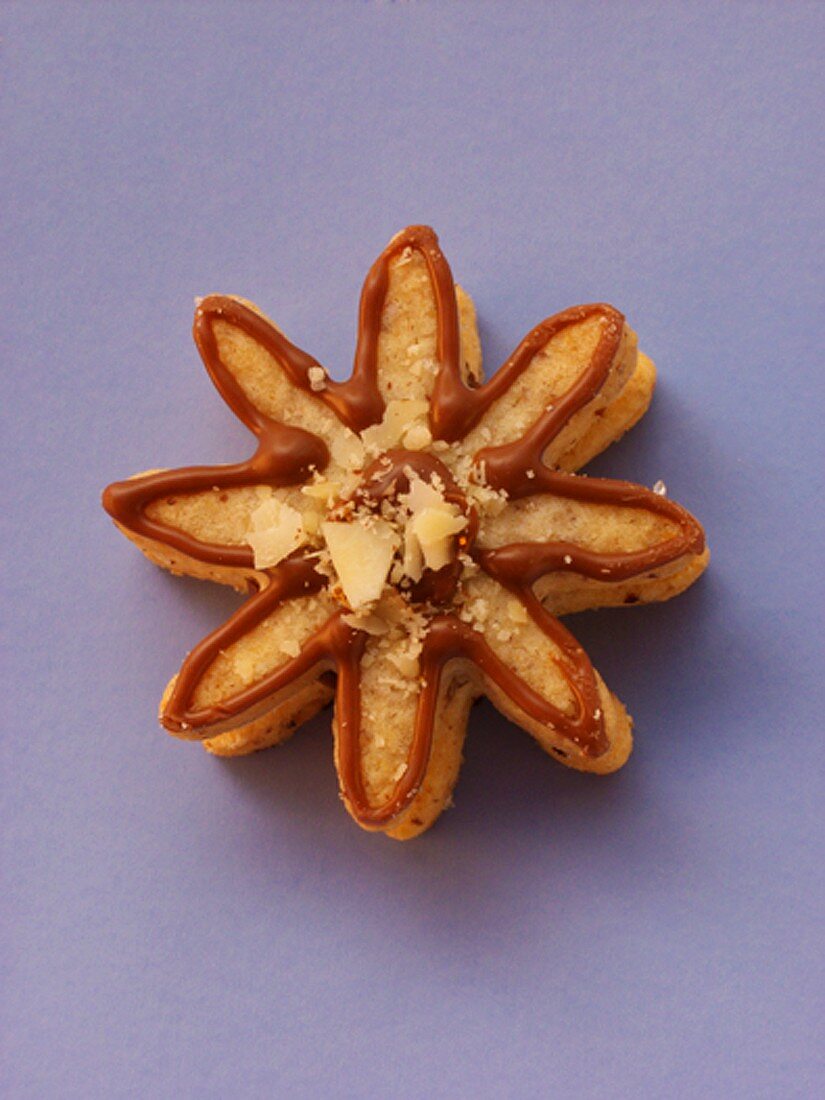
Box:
(103, 226), (707, 839)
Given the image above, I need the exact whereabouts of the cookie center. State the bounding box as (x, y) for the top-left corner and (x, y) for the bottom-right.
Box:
(322, 449), (476, 610)
(365, 449), (475, 606)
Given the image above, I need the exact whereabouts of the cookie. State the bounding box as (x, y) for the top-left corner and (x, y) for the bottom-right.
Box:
(102, 225), (708, 839)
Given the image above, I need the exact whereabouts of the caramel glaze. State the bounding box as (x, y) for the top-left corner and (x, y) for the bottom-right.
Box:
(103, 225), (706, 829)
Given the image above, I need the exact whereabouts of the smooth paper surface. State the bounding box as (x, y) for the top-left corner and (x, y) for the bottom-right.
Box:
(2, 3), (823, 1097)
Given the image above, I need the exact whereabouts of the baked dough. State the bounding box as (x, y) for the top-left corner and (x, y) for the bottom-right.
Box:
(103, 226), (708, 839)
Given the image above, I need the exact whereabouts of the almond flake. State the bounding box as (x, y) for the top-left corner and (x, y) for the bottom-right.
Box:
(301, 480), (341, 503)
(341, 612), (390, 636)
(410, 506), (466, 572)
(321, 518), (400, 609)
(245, 498), (306, 569)
(330, 431), (365, 471)
(402, 423), (432, 450)
(360, 399), (430, 453)
(307, 365), (327, 392)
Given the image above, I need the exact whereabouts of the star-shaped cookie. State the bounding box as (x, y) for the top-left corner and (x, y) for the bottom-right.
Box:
(103, 226), (708, 839)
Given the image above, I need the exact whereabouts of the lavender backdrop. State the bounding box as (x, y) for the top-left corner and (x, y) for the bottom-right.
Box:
(3, 3), (823, 1097)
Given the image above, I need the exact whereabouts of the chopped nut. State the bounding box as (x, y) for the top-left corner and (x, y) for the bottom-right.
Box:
(398, 472), (467, 575)
(322, 518), (399, 609)
(401, 470), (445, 513)
(341, 611), (390, 636)
(245, 498), (306, 569)
(410, 506), (466, 571)
(402, 423), (432, 450)
(330, 431), (365, 471)
(360, 398), (430, 453)
(307, 365), (327, 392)
(301, 479), (341, 503)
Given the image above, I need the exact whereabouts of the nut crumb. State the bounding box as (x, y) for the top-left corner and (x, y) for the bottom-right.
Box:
(308, 365), (327, 392)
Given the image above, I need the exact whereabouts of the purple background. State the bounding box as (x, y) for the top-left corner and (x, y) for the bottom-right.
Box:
(3, 3), (823, 1097)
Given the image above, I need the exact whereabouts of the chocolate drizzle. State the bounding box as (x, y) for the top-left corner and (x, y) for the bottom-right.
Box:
(103, 225), (706, 829)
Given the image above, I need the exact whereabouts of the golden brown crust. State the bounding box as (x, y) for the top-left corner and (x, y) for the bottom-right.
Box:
(557, 350), (657, 472)
(202, 680), (334, 757)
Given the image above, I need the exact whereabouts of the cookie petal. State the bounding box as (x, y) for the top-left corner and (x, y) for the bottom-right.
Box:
(332, 629), (428, 830)
(159, 556), (338, 737)
(476, 471), (707, 614)
(103, 469), (315, 586)
(331, 622), (476, 835)
(195, 295), (361, 462)
(434, 304), (635, 474)
(341, 226), (483, 435)
(455, 573), (632, 772)
(555, 350), (657, 473)
(102, 292), (376, 583)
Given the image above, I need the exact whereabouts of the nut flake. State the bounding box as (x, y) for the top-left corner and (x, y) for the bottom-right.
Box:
(307, 365), (327, 392)
(402, 423), (432, 451)
(245, 497), (307, 569)
(342, 611), (390, 636)
(360, 399), (429, 453)
(322, 518), (399, 609)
